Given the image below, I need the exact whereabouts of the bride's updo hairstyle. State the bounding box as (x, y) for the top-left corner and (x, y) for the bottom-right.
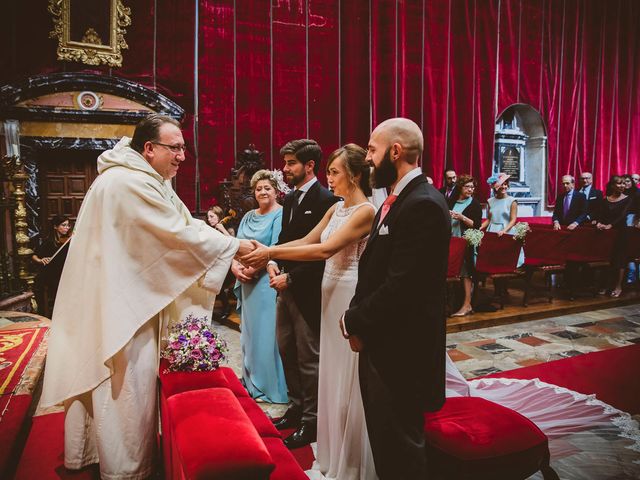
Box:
(326, 144), (372, 196)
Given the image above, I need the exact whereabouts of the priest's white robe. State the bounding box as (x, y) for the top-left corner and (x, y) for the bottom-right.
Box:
(40, 138), (239, 479)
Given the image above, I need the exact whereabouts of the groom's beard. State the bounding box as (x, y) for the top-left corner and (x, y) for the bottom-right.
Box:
(371, 148), (398, 189)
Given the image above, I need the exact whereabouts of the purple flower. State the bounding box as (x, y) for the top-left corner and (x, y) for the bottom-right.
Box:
(178, 334), (187, 343)
(203, 331), (212, 338)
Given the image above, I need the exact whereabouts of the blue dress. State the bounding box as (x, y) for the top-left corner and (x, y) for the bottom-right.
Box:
(452, 197), (474, 278)
(235, 208), (288, 403)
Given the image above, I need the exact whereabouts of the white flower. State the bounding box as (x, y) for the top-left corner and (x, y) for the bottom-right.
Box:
(512, 222), (531, 242)
(463, 228), (484, 248)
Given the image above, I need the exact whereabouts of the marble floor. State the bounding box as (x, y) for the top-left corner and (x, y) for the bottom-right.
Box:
(28, 302), (640, 420)
(216, 303), (640, 419)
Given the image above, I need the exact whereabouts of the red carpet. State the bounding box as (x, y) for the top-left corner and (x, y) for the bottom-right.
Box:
(279, 427), (315, 471)
(14, 413), (99, 480)
(0, 327), (47, 397)
(0, 326), (48, 479)
(14, 345), (638, 477)
(483, 343), (640, 414)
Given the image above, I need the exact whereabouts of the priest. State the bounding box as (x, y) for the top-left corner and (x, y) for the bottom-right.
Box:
(40, 114), (254, 479)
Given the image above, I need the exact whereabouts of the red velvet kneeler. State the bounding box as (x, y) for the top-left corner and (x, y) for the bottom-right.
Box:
(424, 397), (558, 480)
(167, 388), (275, 480)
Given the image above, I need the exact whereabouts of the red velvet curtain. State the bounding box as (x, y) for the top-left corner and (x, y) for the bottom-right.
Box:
(197, 0), (234, 209)
(3, 0), (640, 211)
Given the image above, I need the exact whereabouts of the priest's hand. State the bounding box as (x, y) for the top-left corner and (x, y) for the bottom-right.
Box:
(231, 260), (253, 283)
(236, 239), (256, 258)
(241, 240), (270, 269)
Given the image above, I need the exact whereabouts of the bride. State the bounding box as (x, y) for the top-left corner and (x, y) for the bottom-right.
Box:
(244, 143), (378, 479)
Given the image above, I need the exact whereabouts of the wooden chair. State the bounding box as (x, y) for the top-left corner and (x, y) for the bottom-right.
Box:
(521, 227), (570, 306)
(473, 232), (524, 309)
(564, 227), (617, 297)
(624, 226), (640, 290)
(445, 237), (468, 314)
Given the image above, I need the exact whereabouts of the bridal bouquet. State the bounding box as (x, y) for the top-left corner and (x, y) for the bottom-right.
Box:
(463, 228), (484, 248)
(512, 222), (531, 242)
(162, 314), (227, 372)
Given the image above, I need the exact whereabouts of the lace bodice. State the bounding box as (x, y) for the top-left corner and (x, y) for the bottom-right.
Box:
(320, 201), (376, 281)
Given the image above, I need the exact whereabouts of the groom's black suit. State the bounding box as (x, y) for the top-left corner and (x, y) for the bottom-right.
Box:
(275, 180), (338, 427)
(278, 181), (339, 331)
(345, 174), (451, 479)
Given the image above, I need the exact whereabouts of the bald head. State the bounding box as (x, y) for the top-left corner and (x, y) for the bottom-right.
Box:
(372, 118), (423, 164)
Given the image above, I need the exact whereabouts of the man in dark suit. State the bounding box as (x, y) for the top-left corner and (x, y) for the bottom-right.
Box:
(342, 118), (451, 479)
(579, 172), (603, 222)
(266, 139), (338, 449)
(552, 175), (587, 230)
(439, 168), (459, 206)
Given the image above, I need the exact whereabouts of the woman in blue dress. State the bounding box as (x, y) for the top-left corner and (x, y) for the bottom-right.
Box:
(232, 170), (288, 403)
(449, 175), (483, 317)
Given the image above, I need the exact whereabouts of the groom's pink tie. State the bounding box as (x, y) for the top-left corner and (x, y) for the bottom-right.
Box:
(378, 194), (398, 226)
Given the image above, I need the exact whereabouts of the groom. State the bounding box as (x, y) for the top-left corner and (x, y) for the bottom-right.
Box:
(267, 139), (338, 449)
(342, 118), (451, 479)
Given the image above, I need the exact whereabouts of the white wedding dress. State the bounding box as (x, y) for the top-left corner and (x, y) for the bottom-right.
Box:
(307, 200), (378, 480)
(306, 202), (640, 480)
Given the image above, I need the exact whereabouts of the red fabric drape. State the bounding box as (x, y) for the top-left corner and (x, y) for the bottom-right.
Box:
(271, 2), (308, 167)
(472, 1), (499, 198)
(423, 1), (451, 186)
(197, 0), (234, 210)
(156, 0), (196, 207)
(235, 0), (272, 169)
(371, 0), (397, 127)
(397, 0), (424, 131)
(308, 0), (340, 178)
(3, 0), (640, 212)
(340, 0), (371, 148)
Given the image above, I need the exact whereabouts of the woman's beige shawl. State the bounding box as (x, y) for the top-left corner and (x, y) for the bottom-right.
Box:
(40, 138), (238, 407)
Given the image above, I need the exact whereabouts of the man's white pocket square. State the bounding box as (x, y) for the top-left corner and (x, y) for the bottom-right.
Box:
(304, 210), (312, 214)
(379, 225), (389, 235)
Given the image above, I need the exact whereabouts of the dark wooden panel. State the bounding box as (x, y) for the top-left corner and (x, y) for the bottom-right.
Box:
(38, 150), (98, 229)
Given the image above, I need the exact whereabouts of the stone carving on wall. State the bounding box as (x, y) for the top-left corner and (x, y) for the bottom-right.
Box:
(217, 145), (267, 230)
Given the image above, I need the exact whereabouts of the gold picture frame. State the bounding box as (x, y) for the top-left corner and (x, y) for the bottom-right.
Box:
(48, 0), (132, 68)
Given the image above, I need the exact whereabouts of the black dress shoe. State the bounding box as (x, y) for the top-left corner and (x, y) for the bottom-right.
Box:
(283, 422), (317, 449)
(272, 410), (301, 430)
